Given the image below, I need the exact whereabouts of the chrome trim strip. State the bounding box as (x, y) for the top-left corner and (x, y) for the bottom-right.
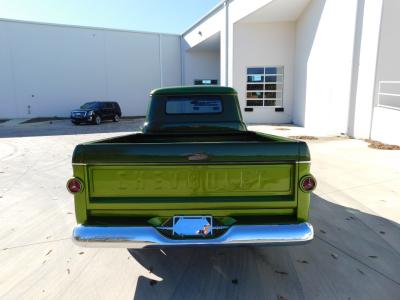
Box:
(72, 222), (314, 248)
(72, 161), (310, 166)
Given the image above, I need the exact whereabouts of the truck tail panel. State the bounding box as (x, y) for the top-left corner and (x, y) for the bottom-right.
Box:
(71, 132), (312, 224)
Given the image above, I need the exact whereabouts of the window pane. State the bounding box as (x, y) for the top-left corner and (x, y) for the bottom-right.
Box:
(247, 67), (264, 74)
(247, 75), (264, 82)
(247, 84), (263, 91)
(265, 67), (277, 74)
(264, 92), (277, 99)
(166, 97), (222, 114)
(264, 76), (276, 82)
(265, 83), (283, 91)
(247, 100), (263, 106)
(265, 66), (284, 74)
(264, 100), (277, 106)
(264, 84), (276, 91)
(247, 92), (263, 99)
(265, 75), (283, 82)
(265, 91), (282, 99)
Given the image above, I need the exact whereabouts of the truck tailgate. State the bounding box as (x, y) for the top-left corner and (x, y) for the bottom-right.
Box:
(72, 133), (310, 219)
(85, 163), (297, 212)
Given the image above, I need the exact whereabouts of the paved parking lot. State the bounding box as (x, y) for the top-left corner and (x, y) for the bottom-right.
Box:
(1, 120), (400, 299)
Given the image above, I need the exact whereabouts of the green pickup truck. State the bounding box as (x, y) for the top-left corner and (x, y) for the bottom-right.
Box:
(68, 86), (316, 248)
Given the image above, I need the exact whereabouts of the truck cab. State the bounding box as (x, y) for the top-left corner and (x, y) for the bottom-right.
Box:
(142, 86), (246, 134)
(68, 86), (315, 248)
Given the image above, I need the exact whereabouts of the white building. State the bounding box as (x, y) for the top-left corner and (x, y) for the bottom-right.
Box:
(0, 0), (399, 145)
(0, 20), (181, 118)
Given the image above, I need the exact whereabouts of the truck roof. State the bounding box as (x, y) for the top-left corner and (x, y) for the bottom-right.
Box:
(150, 86), (237, 96)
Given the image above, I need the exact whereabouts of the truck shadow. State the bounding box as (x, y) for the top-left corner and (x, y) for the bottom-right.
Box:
(128, 194), (400, 300)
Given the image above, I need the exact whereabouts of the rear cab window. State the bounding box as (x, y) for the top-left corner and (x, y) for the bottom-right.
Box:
(166, 96), (223, 115)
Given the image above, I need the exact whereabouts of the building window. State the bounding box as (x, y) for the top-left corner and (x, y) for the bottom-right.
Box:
(246, 66), (283, 107)
(194, 79), (218, 85)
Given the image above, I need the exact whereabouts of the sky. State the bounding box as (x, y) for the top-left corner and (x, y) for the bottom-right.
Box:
(0, 0), (220, 34)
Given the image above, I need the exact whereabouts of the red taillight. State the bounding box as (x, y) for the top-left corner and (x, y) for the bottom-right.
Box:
(67, 178), (83, 194)
(300, 175), (316, 192)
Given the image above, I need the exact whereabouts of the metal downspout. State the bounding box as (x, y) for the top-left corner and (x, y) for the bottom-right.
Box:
(368, 1), (384, 139)
(225, 0), (229, 86)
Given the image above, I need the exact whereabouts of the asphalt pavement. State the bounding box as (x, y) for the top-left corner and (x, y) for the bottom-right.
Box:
(1, 120), (400, 299)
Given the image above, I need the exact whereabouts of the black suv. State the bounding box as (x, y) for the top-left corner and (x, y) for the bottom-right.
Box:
(70, 101), (122, 125)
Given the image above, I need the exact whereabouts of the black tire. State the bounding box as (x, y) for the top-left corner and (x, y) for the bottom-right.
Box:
(94, 115), (101, 125)
(113, 114), (120, 122)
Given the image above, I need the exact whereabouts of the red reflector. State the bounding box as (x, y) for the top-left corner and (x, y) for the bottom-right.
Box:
(300, 175), (316, 192)
(67, 178), (83, 194)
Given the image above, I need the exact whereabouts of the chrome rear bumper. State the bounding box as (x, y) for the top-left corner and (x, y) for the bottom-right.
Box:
(72, 223), (313, 248)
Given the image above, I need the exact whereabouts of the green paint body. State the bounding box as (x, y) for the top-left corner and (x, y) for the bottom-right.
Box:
(71, 86), (313, 226)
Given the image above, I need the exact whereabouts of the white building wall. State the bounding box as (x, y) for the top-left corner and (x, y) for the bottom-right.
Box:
(371, 108), (400, 145)
(294, 0), (358, 134)
(370, 0), (400, 145)
(0, 19), (181, 118)
(160, 35), (182, 87)
(233, 22), (295, 124)
(183, 7), (224, 49)
(227, 0), (276, 87)
(350, 0), (383, 139)
(183, 0), (277, 86)
(102, 30), (161, 118)
(182, 49), (220, 86)
(0, 22), (16, 117)
(182, 4), (225, 86)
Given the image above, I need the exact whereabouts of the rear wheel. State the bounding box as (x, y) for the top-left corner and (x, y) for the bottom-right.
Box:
(94, 115), (101, 125)
(113, 114), (120, 122)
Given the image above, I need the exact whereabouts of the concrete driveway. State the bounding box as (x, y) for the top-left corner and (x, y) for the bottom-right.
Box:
(1, 120), (400, 299)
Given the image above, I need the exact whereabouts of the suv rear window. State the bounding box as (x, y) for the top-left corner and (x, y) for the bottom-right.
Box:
(80, 102), (100, 109)
(166, 96), (222, 114)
